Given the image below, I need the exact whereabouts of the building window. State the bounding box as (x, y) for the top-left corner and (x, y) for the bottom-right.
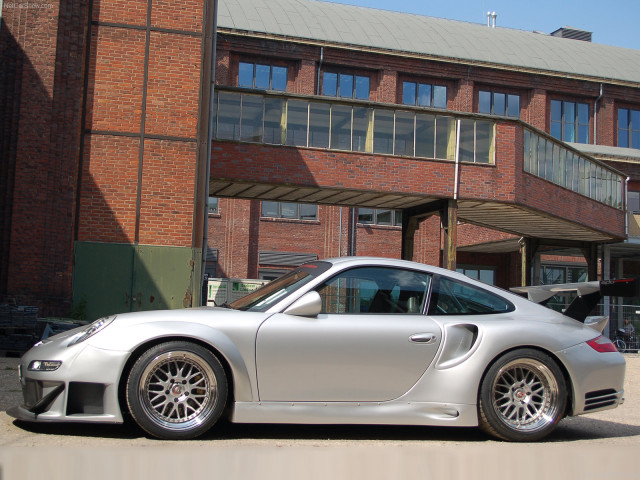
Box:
(402, 81), (447, 109)
(618, 108), (640, 149)
(214, 90), (496, 164)
(358, 208), (402, 226)
(207, 196), (219, 215)
(258, 269), (289, 281)
(550, 100), (589, 144)
(322, 72), (370, 100)
(261, 202), (318, 220)
(478, 90), (520, 118)
(238, 62), (288, 91)
(456, 266), (496, 285)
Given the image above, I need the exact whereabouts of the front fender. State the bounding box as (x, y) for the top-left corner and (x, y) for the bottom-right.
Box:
(88, 321), (256, 402)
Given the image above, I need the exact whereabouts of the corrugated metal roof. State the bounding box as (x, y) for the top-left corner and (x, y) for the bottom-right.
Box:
(218, 0), (640, 85)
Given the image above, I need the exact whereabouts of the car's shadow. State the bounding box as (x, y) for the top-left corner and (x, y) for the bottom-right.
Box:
(10, 416), (640, 443)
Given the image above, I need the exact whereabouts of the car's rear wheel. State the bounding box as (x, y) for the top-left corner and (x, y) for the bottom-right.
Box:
(126, 341), (227, 440)
(478, 349), (567, 442)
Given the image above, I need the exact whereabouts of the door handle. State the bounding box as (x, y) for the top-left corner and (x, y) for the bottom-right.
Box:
(410, 333), (437, 344)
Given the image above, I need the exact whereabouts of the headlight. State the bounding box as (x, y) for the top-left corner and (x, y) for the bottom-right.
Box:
(67, 316), (115, 347)
(28, 360), (62, 371)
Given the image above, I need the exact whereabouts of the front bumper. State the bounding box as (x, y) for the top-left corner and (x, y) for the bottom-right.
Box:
(7, 336), (131, 424)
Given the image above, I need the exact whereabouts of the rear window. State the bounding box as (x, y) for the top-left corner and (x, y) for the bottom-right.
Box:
(428, 275), (514, 315)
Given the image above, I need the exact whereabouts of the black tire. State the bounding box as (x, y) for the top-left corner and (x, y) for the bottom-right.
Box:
(126, 341), (228, 440)
(478, 349), (567, 442)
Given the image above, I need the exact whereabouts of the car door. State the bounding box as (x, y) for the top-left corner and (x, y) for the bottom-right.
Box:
(255, 266), (442, 402)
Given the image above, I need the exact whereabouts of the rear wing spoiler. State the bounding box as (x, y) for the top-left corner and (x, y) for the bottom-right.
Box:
(510, 278), (637, 323)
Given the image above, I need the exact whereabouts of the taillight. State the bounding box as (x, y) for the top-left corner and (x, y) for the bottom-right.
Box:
(586, 335), (618, 353)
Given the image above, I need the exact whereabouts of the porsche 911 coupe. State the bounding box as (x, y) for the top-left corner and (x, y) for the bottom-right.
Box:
(8, 257), (630, 441)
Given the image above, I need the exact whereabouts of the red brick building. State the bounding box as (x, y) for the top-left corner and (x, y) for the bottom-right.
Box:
(2, 0), (639, 321)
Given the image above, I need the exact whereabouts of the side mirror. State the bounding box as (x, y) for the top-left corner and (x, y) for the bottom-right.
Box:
(283, 291), (322, 317)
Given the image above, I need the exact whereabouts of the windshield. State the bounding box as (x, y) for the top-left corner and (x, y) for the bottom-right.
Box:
(230, 262), (331, 312)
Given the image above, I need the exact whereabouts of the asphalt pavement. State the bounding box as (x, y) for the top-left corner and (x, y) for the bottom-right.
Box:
(1, 354), (639, 480)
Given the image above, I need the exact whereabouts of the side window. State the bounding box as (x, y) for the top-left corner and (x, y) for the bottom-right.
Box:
(316, 267), (431, 314)
(428, 276), (514, 315)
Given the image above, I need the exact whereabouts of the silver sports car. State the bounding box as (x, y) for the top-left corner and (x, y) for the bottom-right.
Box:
(8, 257), (630, 442)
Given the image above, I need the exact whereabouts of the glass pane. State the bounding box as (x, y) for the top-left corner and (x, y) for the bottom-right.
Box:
(564, 102), (575, 141)
(433, 85), (447, 108)
(507, 94), (520, 118)
(299, 204), (317, 220)
(264, 98), (285, 145)
(435, 116), (456, 160)
(286, 100), (308, 147)
(416, 113), (435, 158)
(373, 109), (394, 154)
(459, 119), (475, 163)
(631, 110), (640, 129)
(479, 269), (495, 285)
(331, 104), (352, 150)
(550, 100), (562, 123)
(619, 126), (629, 148)
(261, 201), (278, 217)
(493, 93), (506, 116)
(475, 121), (493, 164)
(240, 95), (263, 142)
(530, 133), (538, 176)
(376, 209), (392, 225)
(358, 208), (374, 224)
(577, 124), (589, 144)
(478, 90), (491, 114)
(430, 276), (513, 315)
(577, 103), (589, 125)
(402, 82), (416, 105)
(339, 73), (353, 98)
(564, 121), (575, 142)
(523, 130), (531, 172)
(619, 108), (629, 128)
(394, 111), (415, 156)
(322, 72), (337, 96)
(272, 66), (288, 91)
(238, 62), (253, 88)
(537, 137), (546, 178)
(353, 107), (372, 152)
(280, 202), (298, 219)
(394, 210), (402, 226)
(418, 83), (431, 107)
(355, 76), (370, 100)
(632, 130), (640, 150)
(207, 196), (218, 214)
(545, 141), (554, 180)
(550, 121), (562, 140)
(216, 92), (241, 140)
(309, 102), (330, 148)
(255, 64), (270, 89)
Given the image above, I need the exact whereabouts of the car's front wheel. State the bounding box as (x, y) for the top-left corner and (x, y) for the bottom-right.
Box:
(478, 349), (567, 442)
(126, 341), (228, 440)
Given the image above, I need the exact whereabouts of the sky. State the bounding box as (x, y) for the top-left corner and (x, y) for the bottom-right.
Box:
(323, 0), (640, 50)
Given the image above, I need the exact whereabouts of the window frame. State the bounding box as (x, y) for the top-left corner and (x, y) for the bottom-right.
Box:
(238, 61), (288, 92)
(550, 99), (590, 144)
(478, 89), (520, 118)
(357, 208), (403, 227)
(402, 80), (448, 109)
(322, 71), (370, 100)
(261, 201), (319, 221)
(618, 107), (640, 149)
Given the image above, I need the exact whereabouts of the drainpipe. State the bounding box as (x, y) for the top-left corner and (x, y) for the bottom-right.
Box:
(202, 0), (218, 304)
(316, 47), (324, 96)
(594, 84), (603, 144)
(453, 120), (461, 199)
(626, 177), (630, 236)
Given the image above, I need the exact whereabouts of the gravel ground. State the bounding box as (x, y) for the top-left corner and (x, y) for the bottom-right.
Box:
(1, 354), (639, 480)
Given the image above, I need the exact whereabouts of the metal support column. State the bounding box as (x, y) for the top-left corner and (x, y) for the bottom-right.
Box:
(441, 199), (458, 271)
